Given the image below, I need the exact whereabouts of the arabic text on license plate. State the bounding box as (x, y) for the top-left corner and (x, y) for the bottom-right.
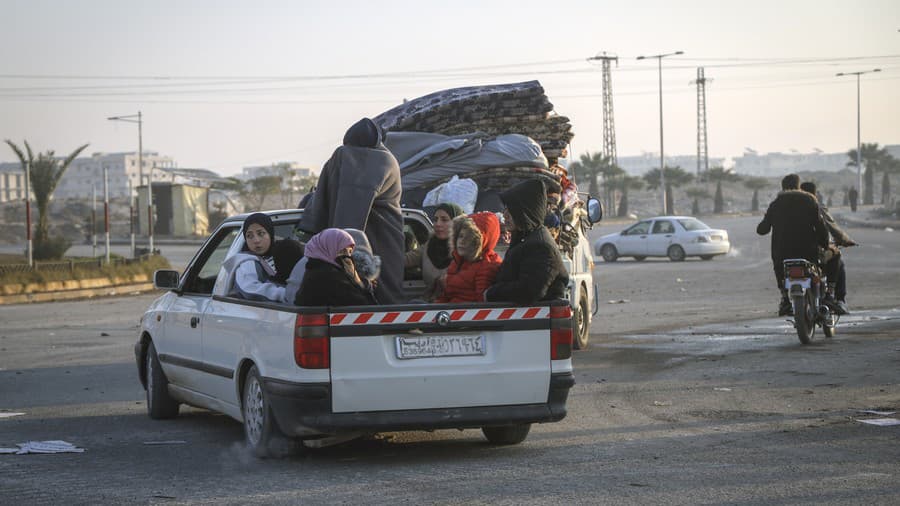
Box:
(395, 335), (485, 360)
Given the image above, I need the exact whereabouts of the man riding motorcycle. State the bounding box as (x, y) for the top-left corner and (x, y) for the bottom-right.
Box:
(799, 181), (856, 315)
(757, 174), (829, 316)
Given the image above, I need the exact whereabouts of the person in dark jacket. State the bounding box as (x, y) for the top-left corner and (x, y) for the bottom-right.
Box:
(298, 118), (404, 304)
(800, 181), (856, 314)
(295, 228), (377, 307)
(757, 174), (829, 315)
(437, 211), (502, 303)
(485, 179), (569, 304)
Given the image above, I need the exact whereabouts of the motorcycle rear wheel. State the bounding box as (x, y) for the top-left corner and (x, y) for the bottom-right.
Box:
(792, 293), (815, 344)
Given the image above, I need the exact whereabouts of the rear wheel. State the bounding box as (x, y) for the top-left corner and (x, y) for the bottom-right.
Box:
(573, 286), (590, 350)
(600, 244), (618, 262)
(667, 245), (686, 262)
(482, 424), (531, 445)
(243, 365), (297, 458)
(792, 293), (815, 344)
(146, 342), (179, 419)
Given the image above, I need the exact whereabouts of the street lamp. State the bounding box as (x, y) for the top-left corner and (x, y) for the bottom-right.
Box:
(835, 69), (881, 209)
(637, 50), (683, 215)
(107, 111), (153, 254)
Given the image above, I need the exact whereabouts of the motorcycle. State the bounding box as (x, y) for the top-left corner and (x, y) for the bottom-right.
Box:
(783, 258), (838, 344)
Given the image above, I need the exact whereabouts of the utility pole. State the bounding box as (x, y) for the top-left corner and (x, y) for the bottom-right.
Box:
(91, 185), (97, 258)
(637, 51), (683, 215)
(691, 67), (711, 181)
(24, 155), (32, 267)
(588, 52), (619, 213)
(104, 165), (110, 264)
(836, 69), (881, 207)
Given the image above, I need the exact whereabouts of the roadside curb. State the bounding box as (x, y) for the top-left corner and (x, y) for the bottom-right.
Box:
(0, 282), (155, 305)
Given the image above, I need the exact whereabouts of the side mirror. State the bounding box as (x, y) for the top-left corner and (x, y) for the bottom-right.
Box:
(153, 270), (180, 290)
(586, 197), (603, 224)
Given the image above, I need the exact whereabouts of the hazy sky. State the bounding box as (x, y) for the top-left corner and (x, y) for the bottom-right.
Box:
(1, 0), (898, 176)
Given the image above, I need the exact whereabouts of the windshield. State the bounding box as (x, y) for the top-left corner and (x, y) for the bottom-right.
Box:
(677, 218), (710, 231)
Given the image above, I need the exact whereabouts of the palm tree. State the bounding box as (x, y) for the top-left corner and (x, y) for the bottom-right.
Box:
(643, 166), (694, 215)
(5, 140), (88, 246)
(846, 143), (893, 205)
(611, 175), (644, 217)
(570, 151), (622, 213)
(685, 187), (712, 215)
(705, 167), (742, 214)
(743, 176), (769, 212)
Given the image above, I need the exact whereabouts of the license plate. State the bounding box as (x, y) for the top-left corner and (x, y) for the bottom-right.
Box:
(395, 335), (485, 360)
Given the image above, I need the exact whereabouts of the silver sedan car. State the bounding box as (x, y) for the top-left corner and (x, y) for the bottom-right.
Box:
(594, 216), (730, 262)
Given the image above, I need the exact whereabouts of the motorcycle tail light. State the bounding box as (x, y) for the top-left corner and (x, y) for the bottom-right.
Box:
(788, 266), (806, 278)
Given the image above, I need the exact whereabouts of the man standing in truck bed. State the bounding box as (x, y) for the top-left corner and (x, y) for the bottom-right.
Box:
(299, 118), (405, 304)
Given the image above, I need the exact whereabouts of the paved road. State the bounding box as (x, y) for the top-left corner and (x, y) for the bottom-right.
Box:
(1, 215), (899, 505)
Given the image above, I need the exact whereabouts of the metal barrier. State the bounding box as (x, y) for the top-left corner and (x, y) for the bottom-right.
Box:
(0, 254), (154, 276)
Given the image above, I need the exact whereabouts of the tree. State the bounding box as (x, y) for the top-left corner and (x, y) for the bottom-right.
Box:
(643, 166), (694, 215)
(240, 175), (282, 211)
(612, 175), (644, 217)
(685, 187), (712, 215)
(846, 143), (893, 205)
(570, 151), (622, 213)
(705, 167), (742, 214)
(743, 176), (769, 212)
(5, 140), (88, 258)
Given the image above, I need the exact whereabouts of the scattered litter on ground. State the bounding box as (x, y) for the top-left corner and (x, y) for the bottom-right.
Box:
(142, 440), (187, 446)
(100, 332), (110, 337)
(714, 387), (732, 392)
(885, 227), (894, 232)
(857, 409), (896, 416)
(0, 412), (25, 419)
(1, 440), (84, 455)
(857, 418), (900, 426)
(652, 401), (672, 406)
(607, 299), (630, 304)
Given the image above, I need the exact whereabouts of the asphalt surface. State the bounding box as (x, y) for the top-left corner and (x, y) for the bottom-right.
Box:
(1, 213), (899, 505)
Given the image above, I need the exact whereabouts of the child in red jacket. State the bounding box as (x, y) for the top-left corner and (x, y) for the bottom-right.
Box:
(437, 212), (502, 303)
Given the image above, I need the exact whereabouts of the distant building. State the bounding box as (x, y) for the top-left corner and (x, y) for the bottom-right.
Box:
(240, 162), (314, 193)
(0, 163), (26, 203)
(616, 153), (726, 176)
(137, 182), (209, 237)
(55, 152), (176, 200)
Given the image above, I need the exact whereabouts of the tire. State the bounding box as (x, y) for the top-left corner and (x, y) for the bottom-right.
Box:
(242, 365), (297, 458)
(792, 293), (815, 344)
(600, 244), (618, 262)
(482, 424), (531, 445)
(667, 245), (686, 262)
(700, 255), (714, 261)
(633, 256), (646, 261)
(573, 286), (590, 350)
(146, 342), (180, 419)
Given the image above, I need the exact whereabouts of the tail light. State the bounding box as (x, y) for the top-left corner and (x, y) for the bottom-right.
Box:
(294, 314), (329, 369)
(549, 305), (573, 360)
(787, 266), (807, 279)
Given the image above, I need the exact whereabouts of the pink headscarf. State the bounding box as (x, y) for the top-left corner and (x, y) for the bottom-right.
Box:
(304, 228), (355, 267)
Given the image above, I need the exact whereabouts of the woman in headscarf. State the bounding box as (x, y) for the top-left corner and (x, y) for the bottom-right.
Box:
(404, 202), (465, 301)
(224, 212), (285, 302)
(295, 228), (377, 307)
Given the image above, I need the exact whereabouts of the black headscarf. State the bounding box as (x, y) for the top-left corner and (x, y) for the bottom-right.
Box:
(501, 180), (547, 243)
(271, 238), (304, 284)
(426, 202), (465, 269)
(242, 212), (276, 256)
(342, 118), (382, 148)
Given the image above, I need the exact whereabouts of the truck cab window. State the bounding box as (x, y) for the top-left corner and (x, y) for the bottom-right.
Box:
(183, 227), (240, 295)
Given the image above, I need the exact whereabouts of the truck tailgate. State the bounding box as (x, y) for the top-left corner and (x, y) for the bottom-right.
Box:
(328, 306), (552, 413)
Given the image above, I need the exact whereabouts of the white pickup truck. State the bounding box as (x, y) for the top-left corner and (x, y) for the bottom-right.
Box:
(136, 209), (576, 457)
